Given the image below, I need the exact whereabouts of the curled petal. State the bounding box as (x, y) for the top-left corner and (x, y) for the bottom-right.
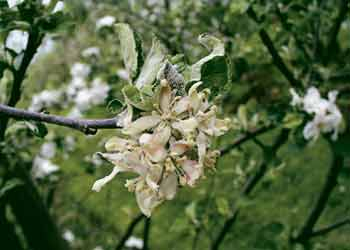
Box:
(303, 119), (320, 141)
(105, 137), (136, 152)
(92, 166), (122, 192)
(196, 132), (207, 164)
(189, 82), (203, 113)
(159, 172), (178, 200)
(172, 117), (198, 136)
(172, 96), (190, 115)
(123, 115), (161, 136)
(116, 104), (133, 127)
(179, 159), (202, 187)
(144, 144), (167, 163)
(328, 90), (339, 103)
(136, 189), (163, 217)
(170, 140), (192, 156)
(159, 79), (172, 114)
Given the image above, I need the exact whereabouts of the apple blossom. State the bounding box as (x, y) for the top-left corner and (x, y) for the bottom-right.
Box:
(290, 87), (342, 141)
(92, 79), (230, 216)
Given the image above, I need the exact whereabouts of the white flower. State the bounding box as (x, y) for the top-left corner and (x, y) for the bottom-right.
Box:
(290, 87), (343, 141)
(52, 1), (64, 13)
(96, 16), (116, 30)
(29, 89), (62, 112)
(31, 157), (59, 179)
(125, 236), (144, 249)
(62, 230), (75, 243)
(93, 247), (104, 250)
(7, 0), (24, 8)
(89, 78), (110, 105)
(6, 30), (29, 54)
(116, 69), (130, 81)
(40, 142), (56, 159)
(82, 47), (100, 58)
(70, 63), (91, 78)
(75, 88), (93, 111)
(42, 0), (51, 5)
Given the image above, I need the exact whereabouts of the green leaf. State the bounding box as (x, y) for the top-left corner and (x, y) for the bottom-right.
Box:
(135, 38), (166, 89)
(24, 121), (48, 138)
(215, 197), (231, 217)
(0, 178), (24, 198)
(190, 34), (225, 82)
(185, 201), (198, 225)
(122, 84), (155, 111)
(115, 23), (143, 82)
(106, 98), (124, 114)
(282, 113), (303, 129)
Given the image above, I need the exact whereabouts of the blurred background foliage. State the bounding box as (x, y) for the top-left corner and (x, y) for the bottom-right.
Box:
(1, 0), (350, 250)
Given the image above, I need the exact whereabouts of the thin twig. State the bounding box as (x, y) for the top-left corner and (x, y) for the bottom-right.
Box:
(211, 129), (289, 250)
(115, 214), (145, 250)
(246, 6), (302, 89)
(309, 217), (350, 238)
(292, 152), (344, 243)
(0, 27), (43, 140)
(324, 0), (350, 63)
(0, 104), (120, 135)
(143, 218), (151, 250)
(220, 125), (275, 156)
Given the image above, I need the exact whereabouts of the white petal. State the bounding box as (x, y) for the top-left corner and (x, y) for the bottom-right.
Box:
(116, 104), (133, 128)
(197, 132), (207, 164)
(159, 80), (172, 114)
(135, 189), (162, 217)
(289, 88), (302, 106)
(105, 137), (135, 152)
(180, 159), (202, 187)
(172, 96), (190, 115)
(172, 117), (198, 136)
(170, 140), (191, 155)
(159, 172), (178, 200)
(328, 90), (338, 103)
(123, 115), (161, 135)
(92, 167), (121, 192)
(303, 120), (320, 141)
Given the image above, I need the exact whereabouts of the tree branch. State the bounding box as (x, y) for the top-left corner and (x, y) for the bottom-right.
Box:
(246, 6), (302, 89)
(0, 104), (121, 135)
(220, 125), (275, 156)
(0, 26), (43, 140)
(292, 152), (344, 243)
(308, 217), (350, 238)
(115, 214), (145, 250)
(143, 218), (151, 250)
(324, 0), (349, 63)
(211, 129), (289, 250)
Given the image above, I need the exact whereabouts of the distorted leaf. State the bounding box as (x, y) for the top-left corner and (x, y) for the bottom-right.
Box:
(115, 23), (143, 82)
(135, 38), (166, 89)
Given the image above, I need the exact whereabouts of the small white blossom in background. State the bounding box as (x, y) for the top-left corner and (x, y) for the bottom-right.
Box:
(93, 246), (104, 250)
(62, 229), (75, 243)
(5, 30), (29, 54)
(116, 69), (130, 81)
(52, 1), (64, 13)
(40, 142), (56, 159)
(70, 63), (91, 79)
(7, 0), (23, 8)
(92, 79), (230, 216)
(82, 47), (100, 58)
(29, 89), (62, 112)
(125, 236), (144, 249)
(290, 87), (343, 141)
(96, 15), (116, 30)
(32, 156), (59, 179)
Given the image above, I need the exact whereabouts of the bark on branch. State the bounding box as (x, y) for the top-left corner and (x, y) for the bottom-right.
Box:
(0, 104), (121, 135)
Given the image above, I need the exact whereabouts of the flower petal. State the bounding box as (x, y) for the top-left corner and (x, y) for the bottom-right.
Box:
(159, 172), (178, 200)
(159, 79), (172, 114)
(105, 137), (136, 152)
(135, 189), (163, 217)
(172, 117), (198, 136)
(92, 166), (122, 192)
(123, 115), (161, 136)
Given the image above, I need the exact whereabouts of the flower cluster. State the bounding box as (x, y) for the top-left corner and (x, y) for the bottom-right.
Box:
(92, 80), (230, 216)
(290, 87), (343, 141)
